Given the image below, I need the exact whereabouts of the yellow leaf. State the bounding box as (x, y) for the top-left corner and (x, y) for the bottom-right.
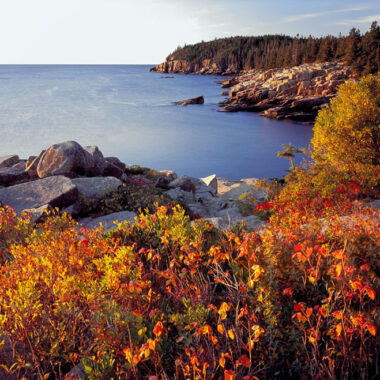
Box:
(228, 329), (235, 340)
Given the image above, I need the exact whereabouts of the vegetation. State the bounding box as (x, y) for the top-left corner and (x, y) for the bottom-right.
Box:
(0, 76), (379, 379)
(169, 21), (380, 75)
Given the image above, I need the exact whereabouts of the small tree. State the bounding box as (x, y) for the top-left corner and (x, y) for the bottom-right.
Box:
(277, 143), (302, 170)
(312, 74), (380, 191)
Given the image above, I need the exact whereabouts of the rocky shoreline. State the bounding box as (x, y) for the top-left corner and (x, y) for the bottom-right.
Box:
(0, 141), (266, 232)
(151, 60), (352, 121)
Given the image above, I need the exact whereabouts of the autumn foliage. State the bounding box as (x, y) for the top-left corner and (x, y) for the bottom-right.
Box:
(0, 76), (379, 379)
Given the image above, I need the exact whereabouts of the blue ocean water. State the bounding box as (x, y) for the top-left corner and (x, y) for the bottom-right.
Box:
(0, 65), (313, 179)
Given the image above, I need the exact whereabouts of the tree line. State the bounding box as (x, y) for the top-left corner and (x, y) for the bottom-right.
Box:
(168, 22), (379, 75)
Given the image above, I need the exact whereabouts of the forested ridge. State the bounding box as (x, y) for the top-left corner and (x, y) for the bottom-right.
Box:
(168, 22), (380, 75)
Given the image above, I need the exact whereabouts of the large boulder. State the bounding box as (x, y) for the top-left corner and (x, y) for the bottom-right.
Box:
(0, 175), (78, 214)
(0, 155), (19, 168)
(36, 141), (105, 178)
(71, 177), (122, 199)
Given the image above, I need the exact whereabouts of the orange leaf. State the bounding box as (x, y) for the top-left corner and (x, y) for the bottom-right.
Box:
(217, 324), (225, 334)
(366, 322), (376, 336)
(336, 323), (342, 337)
(365, 287), (375, 300)
(335, 263), (342, 277)
(224, 369), (235, 380)
(153, 321), (163, 337)
(219, 354), (226, 368)
(306, 308), (313, 318)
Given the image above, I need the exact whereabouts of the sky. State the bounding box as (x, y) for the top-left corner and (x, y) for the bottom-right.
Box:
(0, 0), (378, 64)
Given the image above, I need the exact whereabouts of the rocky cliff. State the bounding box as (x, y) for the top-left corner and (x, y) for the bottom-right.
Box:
(219, 62), (352, 121)
(150, 59), (238, 75)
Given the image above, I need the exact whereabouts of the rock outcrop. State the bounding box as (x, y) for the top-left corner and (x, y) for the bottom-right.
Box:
(174, 96), (204, 105)
(0, 141), (267, 232)
(219, 62), (351, 121)
(150, 59), (238, 76)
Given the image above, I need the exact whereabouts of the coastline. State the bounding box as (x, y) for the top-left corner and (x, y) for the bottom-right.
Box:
(151, 60), (352, 121)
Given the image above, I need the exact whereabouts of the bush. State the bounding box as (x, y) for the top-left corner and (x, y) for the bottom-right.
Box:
(312, 74), (380, 193)
(0, 201), (378, 379)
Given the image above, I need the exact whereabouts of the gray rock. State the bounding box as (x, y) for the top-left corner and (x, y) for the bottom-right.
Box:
(23, 204), (53, 223)
(103, 161), (124, 178)
(12, 161), (26, 170)
(158, 170), (177, 181)
(0, 155), (19, 168)
(0, 175), (78, 214)
(155, 176), (170, 189)
(200, 174), (218, 192)
(71, 177), (122, 199)
(169, 175), (197, 192)
(80, 210), (137, 232)
(83, 145), (106, 176)
(105, 157), (126, 171)
(36, 141), (105, 178)
(0, 167), (29, 186)
(61, 201), (82, 218)
(205, 214), (263, 231)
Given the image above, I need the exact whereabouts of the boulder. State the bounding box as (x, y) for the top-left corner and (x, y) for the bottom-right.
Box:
(169, 175), (196, 192)
(0, 175), (78, 214)
(80, 210), (137, 232)
(105, 157), (126, 171)
(155, 176), (171, 189)
(36, 141), (105, 178)
(71, 177), (122, 199)
(103, 161), (124, 178)
(0, 155), (19, 168)
(83, 145), (106, 175)
(0, 167), (29, 186)
(175, 96), (204, 106)
(158, 170), (177, 182)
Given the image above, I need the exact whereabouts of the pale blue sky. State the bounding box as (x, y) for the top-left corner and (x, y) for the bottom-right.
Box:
(0, 0), (378, 63)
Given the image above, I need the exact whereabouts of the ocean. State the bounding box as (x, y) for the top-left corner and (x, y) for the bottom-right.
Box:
(0, 65), (313, 179)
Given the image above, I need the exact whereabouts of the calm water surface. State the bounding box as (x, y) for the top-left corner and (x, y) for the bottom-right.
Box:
(0, 65), (313, 179)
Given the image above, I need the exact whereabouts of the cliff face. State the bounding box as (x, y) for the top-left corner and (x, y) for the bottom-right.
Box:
(150, 59), (238, 75)
(219, 62), (352, 121)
